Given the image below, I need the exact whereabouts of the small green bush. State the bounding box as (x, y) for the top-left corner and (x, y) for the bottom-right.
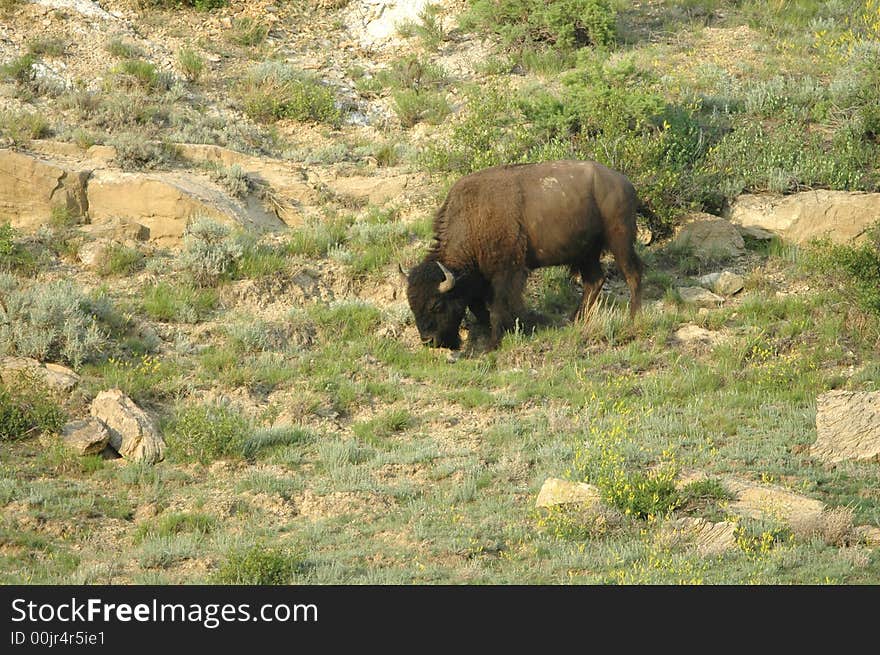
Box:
(0, 274), (110, 367)
(805, 228), (880, 317)
(177, 47), (204, 83)
(0, 54), (36, 86)
(97, 243), (146, 277)
(179, 217), (244, 287)
(209, 164), (252, 198)
(134, 512), (216, 543)
(0, 109), (51, 143)
(212, 544), (305, 585)
(461, 0), (616, 55)
(237, 62), (341, 126)
(109, 133), (177, 170)
(111, 58), (164, 91)
(105, 38), (143, 59)
(0, 225), (42, 273)
(164, 401), (251, 463)
(228, 17), (269, 46)
(0, 376), (66, 441)
(284, 213), (351, 257)
(392, 89), (450, 127)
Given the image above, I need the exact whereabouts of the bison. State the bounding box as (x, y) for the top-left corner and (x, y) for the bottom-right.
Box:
(401, 160), (645, 351)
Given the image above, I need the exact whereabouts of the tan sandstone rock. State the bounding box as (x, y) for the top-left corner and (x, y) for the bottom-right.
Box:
(60, 418), (110, 456)
(0, 356), (80, 394)
(0, 149), (89, 227)
(535, 477), (602, 508)
(672, 213), (745, 261)
(89, 389), (166, 464)
(726, 191), (880, 245)
(811, 390), (880, 463)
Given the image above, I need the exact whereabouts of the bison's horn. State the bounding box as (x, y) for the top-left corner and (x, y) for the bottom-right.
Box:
(437, 261), (456, 293)
(398, 263), (409, 280)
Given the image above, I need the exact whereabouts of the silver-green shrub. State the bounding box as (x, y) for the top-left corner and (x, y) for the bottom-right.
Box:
(179, 217), (244, 287)
(0, 273), (107, 367)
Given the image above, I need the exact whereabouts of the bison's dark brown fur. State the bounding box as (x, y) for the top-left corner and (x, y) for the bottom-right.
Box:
(403, 160), (644, 351)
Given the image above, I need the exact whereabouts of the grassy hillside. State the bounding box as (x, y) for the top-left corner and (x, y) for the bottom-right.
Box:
(1, 0), (880, 584)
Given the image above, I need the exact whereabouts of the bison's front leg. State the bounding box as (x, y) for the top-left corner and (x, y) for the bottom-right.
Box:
(487, 270), (528, 350)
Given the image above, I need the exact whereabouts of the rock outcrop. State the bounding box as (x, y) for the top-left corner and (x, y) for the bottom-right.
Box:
(726, 191), (880, 245)
(812, 390), (880, 463)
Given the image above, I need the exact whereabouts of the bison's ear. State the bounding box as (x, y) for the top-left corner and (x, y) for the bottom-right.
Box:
(398, 263), (409, 281)
(436, 261), (456, 293)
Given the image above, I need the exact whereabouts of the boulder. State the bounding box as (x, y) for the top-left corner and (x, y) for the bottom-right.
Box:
(535, 477), (602, 509)
(677, 286), (724, 307)
(0, 149), (89, 227)
(672, 324), (723, 347)
(0, 356), (80, 394)
(89, 389), (166, 464)
(672, 213), (745, 261)
(811, 390), (880, 463)
(726, 191), (880, 245)
(697, 271), (744, 296)
(60, 418), (110, 456)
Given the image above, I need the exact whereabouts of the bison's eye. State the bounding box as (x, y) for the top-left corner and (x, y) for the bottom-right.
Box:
(430, 300), (443, 313)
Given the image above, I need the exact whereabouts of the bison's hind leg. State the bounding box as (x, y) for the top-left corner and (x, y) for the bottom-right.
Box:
(608, 238), (643, 319)
(573, 248), (605, 322)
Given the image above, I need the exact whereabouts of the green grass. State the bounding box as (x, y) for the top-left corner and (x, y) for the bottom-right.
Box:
(141, 282), (218, 323)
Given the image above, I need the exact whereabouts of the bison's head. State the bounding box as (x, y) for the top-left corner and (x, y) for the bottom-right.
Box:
(402, 261), (467, 350)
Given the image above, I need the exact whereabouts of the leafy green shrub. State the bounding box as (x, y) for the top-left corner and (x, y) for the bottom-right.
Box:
(805, 228), (880, 316)
(392, 89), (450, 127)
(396, 4), (446, 50)
(237, 62), (341, 126)
(234, 238), (288, 279)
(111, 58), (165, 91)
(164, 401), (251, 462)
(0, 274), (111, 367)
(0, 376), (66, 441)
(209, 164), (252, 198)
(177, 47), (204, 83)
(0, 224), (13, 257)
(0, 54), (36, 86)
(697, 120), (877, 199)
(98, 354), (174, 404)
(378, 55), (448, 92)
(212, 544), (305, 584)
(284, 213), (351, 257)
(0, 225), (42, 274)
(573, 400), (680, 520)
(420, 83), (532, 173)
(461, 0), (616, 55)
(179, 217), (244, 287)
